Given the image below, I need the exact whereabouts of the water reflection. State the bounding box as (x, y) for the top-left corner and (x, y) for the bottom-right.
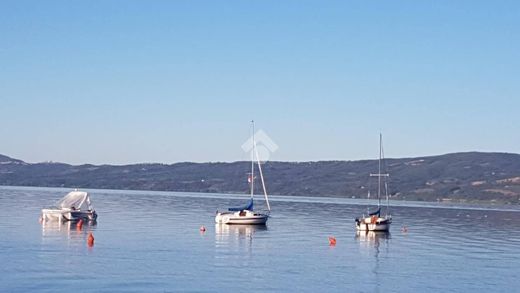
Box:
(356, 231), (390, 255)
(356, 231), (391, 243)
(215, 224), (267, 250)
(41, 220), (97, 247)
(2, 187), (520, 292)
(214, 224), (268, 266)
(215, 224), (267, 240)
(356, 231), (391, 292)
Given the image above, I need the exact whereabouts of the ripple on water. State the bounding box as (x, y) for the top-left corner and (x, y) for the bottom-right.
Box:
(1, 186), (520, 292)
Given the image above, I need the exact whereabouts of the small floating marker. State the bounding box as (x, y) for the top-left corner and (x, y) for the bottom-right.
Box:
(199, 226), (206, 232)
(76, 219), (84, 230)
(401, 226), (408, 233)
(87, 232), (95, 247)
(328, 236), (337, 246)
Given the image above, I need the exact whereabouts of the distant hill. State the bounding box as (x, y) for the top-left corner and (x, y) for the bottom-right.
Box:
(0, 152), (519, 204)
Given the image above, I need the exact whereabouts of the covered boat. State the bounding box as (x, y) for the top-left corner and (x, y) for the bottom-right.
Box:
(41, 190), (98, 222)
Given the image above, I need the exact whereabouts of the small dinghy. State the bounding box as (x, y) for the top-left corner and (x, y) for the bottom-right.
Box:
(41, 190), (98, 222)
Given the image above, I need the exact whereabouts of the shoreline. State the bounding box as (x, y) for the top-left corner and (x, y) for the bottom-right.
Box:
(2, 184), (519, 212)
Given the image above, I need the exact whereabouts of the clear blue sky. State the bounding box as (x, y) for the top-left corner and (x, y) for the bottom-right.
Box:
(1, 1), (519, 165)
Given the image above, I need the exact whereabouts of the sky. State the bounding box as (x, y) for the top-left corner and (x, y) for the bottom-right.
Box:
(1, 1), (519, 165)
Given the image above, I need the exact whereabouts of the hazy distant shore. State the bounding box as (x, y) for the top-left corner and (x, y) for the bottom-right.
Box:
(1, 152), (519, 205)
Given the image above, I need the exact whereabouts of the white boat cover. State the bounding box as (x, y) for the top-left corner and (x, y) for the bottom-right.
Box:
(56, 191), (93, 211)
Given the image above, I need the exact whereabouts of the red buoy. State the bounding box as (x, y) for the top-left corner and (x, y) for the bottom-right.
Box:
(87, 232), (95, 247)
(328, 236), (337, 246)
(200, 226), (206, 232)
(76, 219), (83, 230)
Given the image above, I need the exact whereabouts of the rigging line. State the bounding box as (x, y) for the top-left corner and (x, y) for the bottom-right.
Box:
(253, 128), (271, 213)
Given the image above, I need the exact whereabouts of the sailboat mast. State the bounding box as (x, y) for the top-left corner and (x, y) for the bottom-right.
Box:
(382, 138), (390, 215)
(378, 133), (382, 208)
(250, 120), (255, 199)
(370, 133), (389, 215)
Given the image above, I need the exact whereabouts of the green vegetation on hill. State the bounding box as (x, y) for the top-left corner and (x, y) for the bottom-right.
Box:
(0, 152), (519, 204)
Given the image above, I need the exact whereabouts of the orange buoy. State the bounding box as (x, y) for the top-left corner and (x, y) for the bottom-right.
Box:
(76, 219), (83, 230)
(87, 232), (95, 247)
(328, 236), (337, 246)
(199, 226), (206, 232)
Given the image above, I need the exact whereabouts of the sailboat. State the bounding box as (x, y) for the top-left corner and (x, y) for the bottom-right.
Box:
(215, 121), (271, 225)
(355, 134), (392, 232)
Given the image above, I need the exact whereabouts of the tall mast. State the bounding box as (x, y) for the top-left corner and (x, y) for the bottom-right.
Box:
(382, 137), (390, 215)
(378, 133), (382, 208)
(370, 133), (388, 211)
(250, 120), (255, 199)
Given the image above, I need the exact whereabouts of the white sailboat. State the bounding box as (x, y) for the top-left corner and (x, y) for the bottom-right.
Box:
(355, 134), (392, 232)
(215, 121), (271, 225)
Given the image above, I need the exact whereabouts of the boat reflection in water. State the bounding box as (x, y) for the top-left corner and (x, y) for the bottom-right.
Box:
(356, 230), (391, 243)
(215, 224), (267, 252)
(41, 219), (97, 247)
(356, 231), (391, 258)
(356, 230), (391, 292)
(215, 224), (267, 240)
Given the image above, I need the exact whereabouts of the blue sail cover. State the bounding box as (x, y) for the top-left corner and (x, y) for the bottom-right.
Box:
(369, 208), (381, 217)
(228, 198), (254, 211)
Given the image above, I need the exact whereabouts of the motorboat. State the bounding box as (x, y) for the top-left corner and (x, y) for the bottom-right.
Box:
(41, 190), (98, 222)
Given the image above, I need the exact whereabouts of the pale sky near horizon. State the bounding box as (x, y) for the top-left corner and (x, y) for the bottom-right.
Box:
(1, 1), (519, 165)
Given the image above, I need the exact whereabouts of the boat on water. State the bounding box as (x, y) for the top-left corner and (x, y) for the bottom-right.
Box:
(215, 121), (271, 225)
(41, 190), (98, 222)
(355, 134), (392, 232)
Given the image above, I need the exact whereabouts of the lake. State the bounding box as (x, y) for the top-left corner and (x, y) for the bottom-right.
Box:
(1, 186), (519, 292)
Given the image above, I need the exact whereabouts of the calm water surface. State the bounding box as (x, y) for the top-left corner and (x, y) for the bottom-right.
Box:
(1, 186), (519, 292)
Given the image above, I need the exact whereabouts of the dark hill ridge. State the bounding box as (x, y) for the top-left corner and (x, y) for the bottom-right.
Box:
(0, 152), (519, 204)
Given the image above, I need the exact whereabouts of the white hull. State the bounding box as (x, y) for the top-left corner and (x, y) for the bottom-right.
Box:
(41, 208), (97, 222)
(355, 216), (392, 232)
(41, 209), (71, 222)
(215, 210), (269, 225)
